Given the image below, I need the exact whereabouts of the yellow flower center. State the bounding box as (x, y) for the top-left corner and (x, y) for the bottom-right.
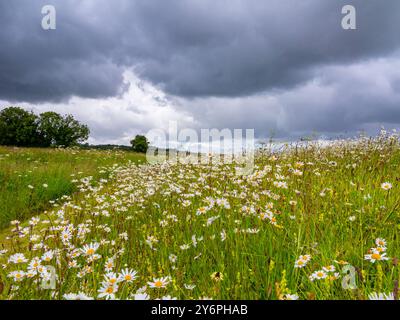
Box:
(106, 287), (114, 294)
(371, 253), (381, 260)
(86, 248), (95, 255)
(154, 281), (163, 287)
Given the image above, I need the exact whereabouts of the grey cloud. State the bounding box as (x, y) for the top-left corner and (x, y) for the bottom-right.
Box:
(178, 56), (400, 140)
(1, 0), (400, 103)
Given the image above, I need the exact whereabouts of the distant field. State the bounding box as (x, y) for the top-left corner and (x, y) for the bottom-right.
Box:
(0, 146), (146, 229)
(0, 134), (400, 300)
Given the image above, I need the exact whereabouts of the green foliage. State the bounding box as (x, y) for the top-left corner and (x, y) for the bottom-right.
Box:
(130, 135), (149, 153)
(0, 107), (90, 148)
(38, 112), (89, 147)
(0, 107), (41, 147)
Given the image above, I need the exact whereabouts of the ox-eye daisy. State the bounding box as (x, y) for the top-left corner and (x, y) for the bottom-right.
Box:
(323, 265), (336, 273)
(310, 270), (327, 281)
(148, 276), (171, 288)
(133, 293), (150, 300)
(8, 253), (28, 264)
(381, 182), (392, 191)
(81, 242), (100, 256)
(364, 250), (389, 263)
(98, 284), (118, 300)
(119, 269), (138, 283)
(375, 238), (387, 248)
(294, 254), (311, 268)
(8, 270), (25, 282)
(63, 292), (94, 300)
(368, 292), (395, 300)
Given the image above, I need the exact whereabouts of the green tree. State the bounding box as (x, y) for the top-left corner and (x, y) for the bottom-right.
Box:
(0, 107), (41, 146)
(38, 112), (90, 147)
(130, 135), (149, 153)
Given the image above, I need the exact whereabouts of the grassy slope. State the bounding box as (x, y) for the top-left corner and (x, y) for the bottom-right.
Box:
(0, 136), (399, 300)
(0, 146), (146, 229)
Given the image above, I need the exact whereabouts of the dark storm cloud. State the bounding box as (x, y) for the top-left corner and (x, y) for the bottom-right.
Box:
(0, 0), (125, 102)
(177, 53), (400, 139)
(1, 0), (400, 103)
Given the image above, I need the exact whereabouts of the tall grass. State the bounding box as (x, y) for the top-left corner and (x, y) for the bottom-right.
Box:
(0, 134), (399, 300)
(0, 146), (145, 229)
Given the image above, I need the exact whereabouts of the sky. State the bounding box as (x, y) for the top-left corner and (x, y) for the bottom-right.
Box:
(1, 0), (400, 146)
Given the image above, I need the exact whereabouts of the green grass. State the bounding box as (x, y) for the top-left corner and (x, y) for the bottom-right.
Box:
(0, 146), (146, 229)
(0, 134), (399, 300)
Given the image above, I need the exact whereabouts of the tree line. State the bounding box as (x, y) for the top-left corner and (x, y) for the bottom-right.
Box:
(0, 106), (89, 147)
(0, 106), (151, 152)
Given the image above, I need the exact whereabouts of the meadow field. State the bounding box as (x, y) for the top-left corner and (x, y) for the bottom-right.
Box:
(0, 132), (399, 300)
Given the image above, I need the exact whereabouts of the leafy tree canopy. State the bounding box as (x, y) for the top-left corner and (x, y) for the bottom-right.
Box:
(130, 135), (149, 153)
(0, 107), (90, 147)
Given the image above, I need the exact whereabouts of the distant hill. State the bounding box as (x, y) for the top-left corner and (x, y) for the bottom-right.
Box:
(78, 143), (132, 151)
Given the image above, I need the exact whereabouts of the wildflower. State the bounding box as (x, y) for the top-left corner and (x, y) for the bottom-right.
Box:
(328, 273), (341, 281)
(375, 238), (387, 248)
(299, 255), (312, 262)
(169, 254), (177, 264)
(273, 181), (288, 189)
(368, 292), (395, 300)
(294, 254), (311, 268)
(8, 271), (25, 282)
(158, 295), (177, 300)
(41, 250), (54, 262)
(104, 272), (120, 286)
(322, 265), (336, 273)
(104, 258), (115, 272)
(292, 169), (303, 176)
(63, 292), (94, 300)
(98, 283), (118, 300)
(381, 182), (392, 191)
(364, 250), (389, 263)
(282, 294), (299, 300)
(133, 293), (150, 300)
(192, 235), (198, 247)
(206, 215), (220, 226)
(8, 253), (28, 264)
(294, 259), (307, 268)
(148, 276), (171, 289)
(310, 270), (327, 281)
(196, 207), (208, 216)
(81, 242), (100, 257)
(61, 230), (72, 243)
(145, 236), (159, 249)
(119, 269), (138, 283)
(28, 257), (42, 273)
(29, 217), (40, 226)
